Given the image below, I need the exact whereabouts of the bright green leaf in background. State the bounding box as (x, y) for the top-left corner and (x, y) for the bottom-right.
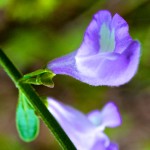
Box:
(16, 91), (39, 142)
(0, 0), (9, 8)
(6, 0), (59, 21)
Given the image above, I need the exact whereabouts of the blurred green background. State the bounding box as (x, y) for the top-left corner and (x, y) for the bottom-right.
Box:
(0, 0), (150, 150)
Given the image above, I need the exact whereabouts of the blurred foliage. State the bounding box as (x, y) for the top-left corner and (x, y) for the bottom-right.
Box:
(0, 0), (9, 8)
(0, 135), (27, 150)
(5, 0), (58, 21)
(143, 141), (150, 150)
(0, 0), (150, 150)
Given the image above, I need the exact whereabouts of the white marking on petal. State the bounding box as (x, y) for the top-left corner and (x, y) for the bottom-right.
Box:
(100, 23), (115, 52)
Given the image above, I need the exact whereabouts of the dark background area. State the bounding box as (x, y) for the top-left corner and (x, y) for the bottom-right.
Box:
(0, 0), (150, 149)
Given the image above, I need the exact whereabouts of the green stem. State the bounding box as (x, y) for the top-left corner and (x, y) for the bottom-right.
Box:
(0, 49), (76, 150)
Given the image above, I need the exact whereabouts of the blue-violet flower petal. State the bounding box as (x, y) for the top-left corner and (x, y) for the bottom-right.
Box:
(47, 97), (121, 150)
(48, 10), (140, 86)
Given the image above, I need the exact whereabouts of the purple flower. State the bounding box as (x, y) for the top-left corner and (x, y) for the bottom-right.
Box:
(48, 10), (140, 86)
(47, 97), (122, 150)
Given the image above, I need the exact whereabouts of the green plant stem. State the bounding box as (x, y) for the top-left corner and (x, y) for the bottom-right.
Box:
(0, 49), (76, 150)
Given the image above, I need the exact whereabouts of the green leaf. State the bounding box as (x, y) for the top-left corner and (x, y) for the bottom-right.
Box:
(20, 69), (55, 88)
(16, 91), (39, 142)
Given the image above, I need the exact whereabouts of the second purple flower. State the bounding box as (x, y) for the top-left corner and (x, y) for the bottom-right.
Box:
(47, 98), (121, 150)
(48, 10), (140, 86)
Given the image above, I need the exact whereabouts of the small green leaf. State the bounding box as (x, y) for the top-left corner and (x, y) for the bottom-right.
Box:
(36, 72), (54, 88)
(16, 91), (39, 142)
(19, 69), (55, 87)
